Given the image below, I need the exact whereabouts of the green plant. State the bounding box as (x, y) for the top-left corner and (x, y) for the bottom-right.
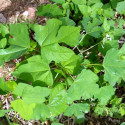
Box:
(0, 0), (125, 124)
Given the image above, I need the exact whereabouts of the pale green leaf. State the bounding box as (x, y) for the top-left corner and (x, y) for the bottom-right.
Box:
(32, 19), (62, 46)
(67, 69), (99, 104)
(48, 84), (67, 116)
(11, 99), (35, 120)
(13, 55), (53, 86)
(32, 19), (76, 63)
(103, 17), (110, 32)
(0, 78), (10, 93)
(41, 43), (74, 63)
(0, 38), (7, 49)
(13, 83), (50, 104)
(0, 24), (9, 37)
(31, 104), (50, 120)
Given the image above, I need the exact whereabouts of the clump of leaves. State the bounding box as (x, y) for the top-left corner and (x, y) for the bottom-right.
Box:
(0, 0), (125, 124)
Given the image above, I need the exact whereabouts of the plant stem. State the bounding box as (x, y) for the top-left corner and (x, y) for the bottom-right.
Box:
(1, 92), (12, 109)
(80, 42), (101, 54)
(2, 67), (16, 79)
(81, 63), (103, 66)
(5, 114), (12, 125)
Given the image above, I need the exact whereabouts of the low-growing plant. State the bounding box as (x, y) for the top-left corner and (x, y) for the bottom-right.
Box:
(0, 0), (125, 124)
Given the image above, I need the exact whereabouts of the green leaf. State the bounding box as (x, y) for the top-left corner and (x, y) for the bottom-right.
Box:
(48, 84), (67, 116)
(110, 0), (118, 9)
(64, 103), (90, 117)
(119, 104), (125, 116)
(0, 46), (27, 66)
(79, 2), (103, 17)
(103, 44), (125, 85)
(95, 86), (115, 105)
(11, 99), (35, 120)
(0, 110), (10, 117)
(94, 104), (108, 116)
(0, 79), (17, 94)
(103, 4), (115, 18)
(32, 19), (76, 63)
(0, 24), (9, 37)
(60, 55), (82, 75)
(0, 23), (30, 65)
(13, 83), (50, 104)
(78, 5), (91, 16)
(59, 17), (76, 26)
(67, 69), (99, 104)
(72, 0), (86, 5)
(82, 16), (103, 38)
(116, 1), (125, 15)
(121, 122), (125, 125)
(87, 0), (101, 5)
(31, 104), (50, 120)
(9, 23), (30, 48)
(13, 55), (53, 86)
(7, 80), (17, 91)
(37, 4), (63, 18)
(0, 38), (7, 49)
(0, 78), (10, 94)
(41, 43), (74, 63)
(32, 19), (62, 46)
(102, 17), (110, 32)
(75, 115), (85, 125)
(51, 0), (65, 4)
(98, 40), (119, 55)
(57, 26), (81, 47)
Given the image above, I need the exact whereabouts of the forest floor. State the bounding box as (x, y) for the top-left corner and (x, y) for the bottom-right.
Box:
(0, 0), (125, 125)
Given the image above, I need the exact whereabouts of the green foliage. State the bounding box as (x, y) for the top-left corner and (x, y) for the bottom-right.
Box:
(0, 110), (9, 117)
(64, 103), (90, 117)
(0, 0), (125, 124)
(13, 55), (53, 86)
(13, 83), (50, 104)
(116, 1), (125, 14)
(37, 4), (63, 18)
(103, 44), (125, 85)
(11, 99), (35, 120)
(51, 0), (65, 4)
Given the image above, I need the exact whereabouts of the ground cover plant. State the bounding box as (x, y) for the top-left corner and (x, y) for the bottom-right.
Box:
(0, 0), (125, 124)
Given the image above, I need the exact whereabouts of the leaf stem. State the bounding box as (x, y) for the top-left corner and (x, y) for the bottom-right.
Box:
(81, 63), (103, 66)
(5, 114), (12, 125)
